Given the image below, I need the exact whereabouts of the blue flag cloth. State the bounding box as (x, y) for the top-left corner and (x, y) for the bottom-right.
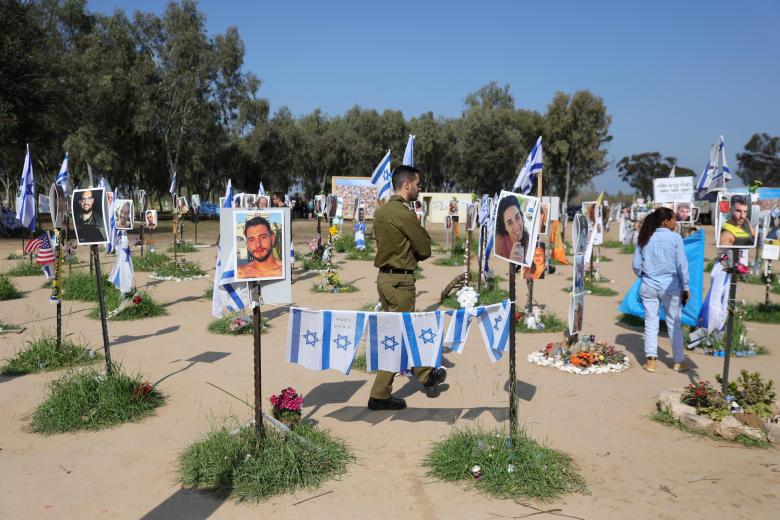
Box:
(223, 180), (233, 208)
(512, 136), (542, 194)
(618, 229), (705, 326)
(370, 150), (393, 200)
(403, 134), (415, 166)
(16, 143), (36, 231)
(56, 153), (69, 193)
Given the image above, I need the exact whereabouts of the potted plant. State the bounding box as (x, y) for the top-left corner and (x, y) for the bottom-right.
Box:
(269, 387), (304, 429)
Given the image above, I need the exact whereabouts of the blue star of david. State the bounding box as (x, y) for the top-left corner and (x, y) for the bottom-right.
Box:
(383, 169), (392, 181)
(418, 328), (436, 345)
(493, 315), (503, 331)
(381, 335), (398, 351)
(303, 330), (319, 347)
(334, 334), (351, 350)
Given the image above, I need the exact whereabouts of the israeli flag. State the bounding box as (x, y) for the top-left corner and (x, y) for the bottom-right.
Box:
(16, 143), (36, 231)
(287, 308), (368, 374)
(444, 307), (480, 353)
(697, 262), (729, 334)
(109, 232), (135, 295)
(712, 135), (731, 187)
(169, 173), (177, 196)
(512, 136), (542, 194)
(401, 311), (444, 368)
(370, 150), (393, 201)
(477, 300), (512, 362)
(257, 181), (266, 197)
(403, 134), (415, 166)
(224, 180), (233, 208)
(366, 312), (409, 372)
(98, 178), (117, 253)
(56, 153), (69, 193)
(695, 145), (716, 196)
(211, 245), (250, 318)
(478, 194), (491, 226)
(669, 165), (676, 178)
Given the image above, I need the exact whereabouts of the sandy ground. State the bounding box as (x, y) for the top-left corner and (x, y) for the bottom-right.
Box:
(1, 219), (778, 520)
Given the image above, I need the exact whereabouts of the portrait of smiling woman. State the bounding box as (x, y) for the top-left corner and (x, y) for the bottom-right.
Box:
(493, 191), (541, 267)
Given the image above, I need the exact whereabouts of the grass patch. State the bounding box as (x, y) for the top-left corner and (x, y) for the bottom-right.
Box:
(5, 260), (42, 276)
(30, 366), (165, 434)
(352, 351), (367, 371)
(602, 240), (622, 248)
(743, 274), (771, 286)
(208, 315), (269, 335)
(61, 272), (111, 301)
(652, 409), (770, 449)
(516, 313), (567, 333)
(358, 302), (378, 311)
(742, 303), (780, 324)
(178, 421), (352, 501)
(0, 321), (20, 332)
(734, 433), (771, 449)
(0, 274), (22, 300)
(434, 255), (465, 266)
(153, 260), (206, 279)
(586, 279), (618, 297)
(414, 267), (425, 280)
(132, 252), (172, 272)
(332, 234), (355, 253)
(1, 336), (99, 375)
(424, 427), (586, 500)
(6, 252), (26, 260)
(204, 286), (213, 299)
(88, 292), (167, 321)
(443, 284), (510, 309)
(167, 242), (199, 253)
(312, 283), (358, 293)
(597, 255), (612, 262)
(619, 244), (636, 255)
(299, 256), (329, 271)
(345, 248), (374, 261)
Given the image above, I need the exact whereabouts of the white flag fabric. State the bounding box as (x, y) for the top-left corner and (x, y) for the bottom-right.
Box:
(257, 182), (266, 197)
(444, 307), (479, 353)
(401, 311), (444, 368)
(365, 312), (408, 372)
(287, 308), (368, 374)
(669, 165), (676, 178)
(698, 262), (730, 334)
(211, 245), (250, 318)
(109, 232), (135, 295)
(16, 143), (36, 231)
(169, 173), (177, 195)
(403, 134), (415, 166)
(224, 180), (233, 208)
(512, 136), (542, 194)
(56, 153), (69, 193)
(477, 301), (512, 362)
(713, 135), (731, 187)
(370, 150), (393, 201)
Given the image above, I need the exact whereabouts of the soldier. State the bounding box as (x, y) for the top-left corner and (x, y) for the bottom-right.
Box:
(368, 165), (447, 411)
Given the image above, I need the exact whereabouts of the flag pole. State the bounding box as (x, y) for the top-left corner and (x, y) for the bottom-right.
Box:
(252, 282), (264, 437)
(91, 245), (112, 375)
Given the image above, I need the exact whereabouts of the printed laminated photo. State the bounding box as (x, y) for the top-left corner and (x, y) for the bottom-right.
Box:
(314, 194), (326, 216)
(234, 209), (286, 281)
(764, 208), (780, 244)
(573, 254), (585, 295)
(715, 193), (757, 249)
(466, 203), (477, 231)
(144, 209), (158, 229)
(326, 194), (339, 219)
(114, 199), (134, 230)
(137, 190), (147, 212)
(568, 292), (585, 336)
(416, 211), (425, 225)
(538, 200), (551, 235)
(573, 213), (589, 256)
(233, 193), (244, 208)
(673, 202), (693, 224)
(49, 183), (67, 229)
(244, 194), (257, 209)
(352, 198), (362, 221)
(176, 196), (189, 215)
(356, 205), (366, 223)
(582, 201), (597, 228)
(445, 215), (452, 230)
(191, 194), (201, 211)
(255, 195), (271, 209)
(335, 197), (344, 219)
(71, 188), (109, 245)
(492, 190), (541, 268)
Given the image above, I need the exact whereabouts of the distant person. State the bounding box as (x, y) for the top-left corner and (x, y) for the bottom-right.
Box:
(632, 207), (691, 373)
(272, 192), (285, 208)
(237, 216), (283, 278)
(719, 195), (755, 247)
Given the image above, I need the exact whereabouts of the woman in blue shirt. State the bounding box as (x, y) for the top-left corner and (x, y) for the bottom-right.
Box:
(632, 207), (691, 373)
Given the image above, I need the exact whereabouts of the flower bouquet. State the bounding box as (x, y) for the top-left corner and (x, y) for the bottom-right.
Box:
(269, 387), (304, 428)
(528, 340), (630, 375)
(228, 317), (251, 333)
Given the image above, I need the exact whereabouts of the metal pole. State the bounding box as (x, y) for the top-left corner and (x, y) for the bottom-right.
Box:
(465, 228), (471, 285)
(508, 263), (518, 440)
(92, 245), (112, 375)
(252, 282), (264, 437)
(721, 249), (740, 393)
(765, 260), (772, 307)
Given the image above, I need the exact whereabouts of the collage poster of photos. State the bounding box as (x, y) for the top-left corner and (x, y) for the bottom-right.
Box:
(569, 213), (588, 335)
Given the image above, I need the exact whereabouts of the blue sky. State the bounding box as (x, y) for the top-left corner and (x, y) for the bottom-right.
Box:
(90, 0), (780, 192)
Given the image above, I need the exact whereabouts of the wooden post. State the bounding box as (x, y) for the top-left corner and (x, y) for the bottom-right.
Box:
(92, 245), (112, 375)
(252, 282), (264, 437)
(508, 263), (518, 441)
(721, 249), (740, 394)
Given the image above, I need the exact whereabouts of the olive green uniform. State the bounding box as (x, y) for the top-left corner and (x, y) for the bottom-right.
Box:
(370, 195), (433, 400)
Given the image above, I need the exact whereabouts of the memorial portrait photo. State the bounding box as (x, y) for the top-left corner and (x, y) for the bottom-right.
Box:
(145, 209), (158, 229)
(114, 199), (134, 230)
(234, 209), (286, 281)
(492, 190), (541, 267)
(716, 193), (757, 249)
(72, 188), (108, 245)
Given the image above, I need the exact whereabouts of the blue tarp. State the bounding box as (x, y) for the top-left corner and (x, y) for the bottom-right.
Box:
(618, 229), (705, 327)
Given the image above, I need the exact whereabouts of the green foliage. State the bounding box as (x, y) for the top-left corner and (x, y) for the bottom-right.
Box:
(208, 316), (269, 336)
(6, 253), (26, 260)
(597, 255), (612, 262)
(0, 321), (20, 332)
(742, 303), (780, 323)
(617, 152), (695, 199)
(424, 427), (586, 500)
(5, 261), (42, 276)
(204, 286), (213, 299)
(178, 421), (352, 501)
(352, 351), (367, 372)
(132, 252), (172, 272)
(60, 273), (114, 301)
(167, 242), (198, 253)
(585, 278), (618, 297)
(734, 433), (771, 449)
(30, 366), (165, 433)
(153, 260), (206, 279)
(619, 244), (636, 255)
(414, 267), (425, 280)
(88, 292), (167, 321)
(680, 380), (729, 420)
(300, 256), (329, 271)
(516, 313), (567, 334)
(1, 336), (99, 375)
(0, 274), (22, 300)
(434, 255), (465, 266)
(716, 370), (776, 416)
(345, 247), (374, 261)
(601, 240), (622, 248)
(332, 235), (354, 253)
(312, 282), (358, 293)
(442, 281), (509, 309)
(736, 133), (780, 187)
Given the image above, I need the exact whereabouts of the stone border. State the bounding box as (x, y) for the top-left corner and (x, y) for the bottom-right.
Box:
(657, 389), (780, 444)
(527, 350), (630, 375)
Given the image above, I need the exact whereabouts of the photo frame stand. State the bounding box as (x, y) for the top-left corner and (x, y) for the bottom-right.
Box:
(721, 248), (740, 393)
(91, 245), (112, 375)
(507, 262), (519, 442)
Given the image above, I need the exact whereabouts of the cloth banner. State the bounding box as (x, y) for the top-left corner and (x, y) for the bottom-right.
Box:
(365, 312), (409, 372)
(696, 262), (729, 333)
(287, 308), (367, 374)
(444, 307), (479, 353)
(618, 229), (705, 326)
(477, 300), (512, 362)
(401, 311), (444, 368)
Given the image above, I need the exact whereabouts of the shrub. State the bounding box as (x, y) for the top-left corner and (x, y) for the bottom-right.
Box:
(0, 274), (22, 300)
(132, 252), (172, 272)
(5, 261), (42, 276)
(1, 336), (99, 375)
(153, 260), (206, 278)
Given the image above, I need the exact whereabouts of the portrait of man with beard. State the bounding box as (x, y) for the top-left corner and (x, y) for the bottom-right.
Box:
(72, 188), (108, 244)
(235, 211), (285, 280)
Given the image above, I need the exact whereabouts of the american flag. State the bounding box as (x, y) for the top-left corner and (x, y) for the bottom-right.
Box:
(23, 233), (55, 265)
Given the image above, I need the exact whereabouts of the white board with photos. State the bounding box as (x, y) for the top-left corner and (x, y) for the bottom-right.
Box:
(653, 177), (694, 204)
